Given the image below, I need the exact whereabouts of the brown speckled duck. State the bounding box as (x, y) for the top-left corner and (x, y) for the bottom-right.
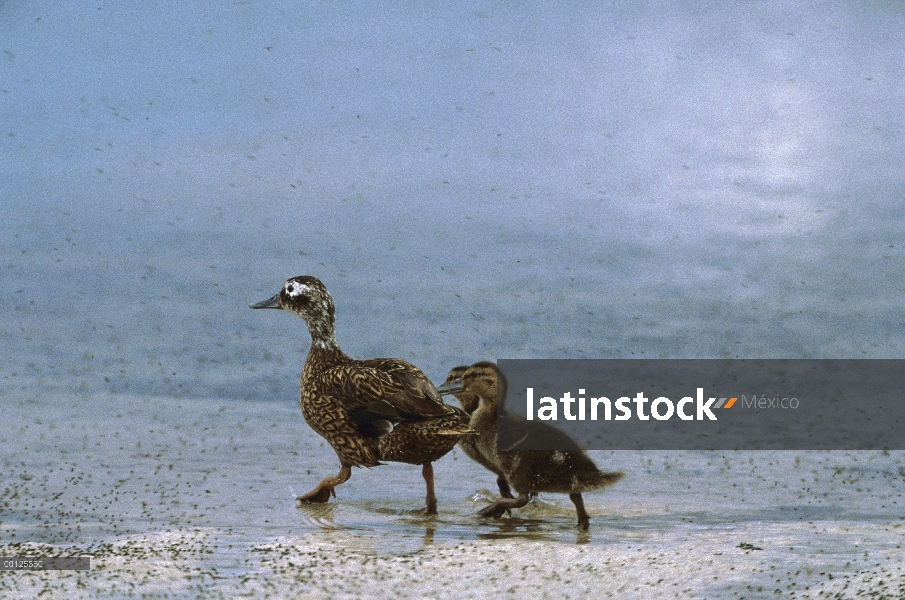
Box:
(441, 361), (624, 530)
(442, 365), (514, 501)
(250, 276), (472, 514)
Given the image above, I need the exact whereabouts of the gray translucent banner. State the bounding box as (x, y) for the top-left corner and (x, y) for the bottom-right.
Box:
(495, 360), (905, 450)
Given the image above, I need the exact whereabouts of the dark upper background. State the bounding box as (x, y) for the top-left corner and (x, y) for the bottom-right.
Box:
(2, 1), (902, 402)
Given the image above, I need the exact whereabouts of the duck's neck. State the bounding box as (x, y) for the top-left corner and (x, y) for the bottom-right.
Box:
(473, 394), (498, 421)
(470, 396), (499, 460)
(304, 310), (341, 352)
(309, 330), (340, 352)
(301, 310), (350, 375)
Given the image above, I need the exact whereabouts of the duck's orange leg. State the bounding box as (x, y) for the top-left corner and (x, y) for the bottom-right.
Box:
(297, 464), (352, 504)
(422, 463), (438, 515)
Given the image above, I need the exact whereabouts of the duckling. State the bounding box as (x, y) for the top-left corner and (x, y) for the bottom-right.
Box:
(250, 276), (472, 514)
(441, 366), (514, 501)
(447, 361), (624, 530)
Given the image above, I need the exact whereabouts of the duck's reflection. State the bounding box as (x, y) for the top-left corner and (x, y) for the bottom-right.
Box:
(296, 501), (349, 530)
(422, 522), (436, 547)
(476, 518), (558, 543)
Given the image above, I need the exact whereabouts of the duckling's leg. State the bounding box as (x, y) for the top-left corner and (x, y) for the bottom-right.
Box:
(297, 464), (352, 504)
(569, 493), (591, 530)
(421, 463), (438, 515)
(478, 491), (530, 519)
(496, 476), (514, 499)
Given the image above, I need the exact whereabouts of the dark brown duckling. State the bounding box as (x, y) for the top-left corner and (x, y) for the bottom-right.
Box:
(449, 361), (624, 530)
(250, 276), (472, 514)
(441, 366), (514, 501)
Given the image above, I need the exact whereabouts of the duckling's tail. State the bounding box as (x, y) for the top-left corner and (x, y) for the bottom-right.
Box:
(581, 469), (625, 490)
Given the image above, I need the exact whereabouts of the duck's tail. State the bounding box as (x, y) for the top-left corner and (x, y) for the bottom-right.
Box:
(569, 468), (624, 493)
(587, 469), (625, 488)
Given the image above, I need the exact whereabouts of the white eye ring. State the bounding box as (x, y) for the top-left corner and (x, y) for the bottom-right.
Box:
(287, 283), (310, 297)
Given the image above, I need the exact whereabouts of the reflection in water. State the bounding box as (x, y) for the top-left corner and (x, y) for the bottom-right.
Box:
(422, 523), (435, 548)
(296, 502), (352, 531)
(476, 520), (559, 544)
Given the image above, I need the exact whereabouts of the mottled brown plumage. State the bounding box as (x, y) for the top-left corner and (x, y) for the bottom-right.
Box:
(250, 276), (472, 514)
(448, 361), (624, 530)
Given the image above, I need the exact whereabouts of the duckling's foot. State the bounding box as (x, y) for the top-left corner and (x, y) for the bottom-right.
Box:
(296, 485), (335, 504)
(478, 502), (509, 520)
(478, 491), (530, 520)
(495, 477), (514, 515)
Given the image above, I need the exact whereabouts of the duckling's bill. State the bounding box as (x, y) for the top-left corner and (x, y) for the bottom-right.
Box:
(249, 294), (282, 310)
(436, 379), (465, 395)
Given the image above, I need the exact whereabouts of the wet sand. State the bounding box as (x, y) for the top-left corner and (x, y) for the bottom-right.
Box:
(2, 391), (904, 598)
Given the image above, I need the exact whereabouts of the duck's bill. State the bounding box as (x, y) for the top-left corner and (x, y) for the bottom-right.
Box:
(249, 293), (281, 309)
(436, 379), (465, 395)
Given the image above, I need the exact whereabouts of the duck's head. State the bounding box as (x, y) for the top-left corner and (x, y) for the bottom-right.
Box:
(250, 276), (338, 348)
(460, 361), (505, 408)
(439, 365), (481, 413)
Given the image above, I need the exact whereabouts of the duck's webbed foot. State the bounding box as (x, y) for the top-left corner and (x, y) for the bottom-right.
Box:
(478, 492), (530, 519)
(296, 465), (352, 506)
(478, 502), (508, 519)
(296, 484), (335, 504)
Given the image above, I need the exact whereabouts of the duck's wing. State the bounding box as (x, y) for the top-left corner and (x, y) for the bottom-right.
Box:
(355, 358), (455, 416)
(313, 360), (454, 436)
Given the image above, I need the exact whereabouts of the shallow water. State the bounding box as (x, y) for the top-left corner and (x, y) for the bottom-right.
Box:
(2, 392), (903, 597)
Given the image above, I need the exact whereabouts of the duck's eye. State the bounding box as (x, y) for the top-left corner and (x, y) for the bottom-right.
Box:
(287, 284), (295, 293)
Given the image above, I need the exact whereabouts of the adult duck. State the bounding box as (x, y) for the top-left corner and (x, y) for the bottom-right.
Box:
(250, 276), (471, 514)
